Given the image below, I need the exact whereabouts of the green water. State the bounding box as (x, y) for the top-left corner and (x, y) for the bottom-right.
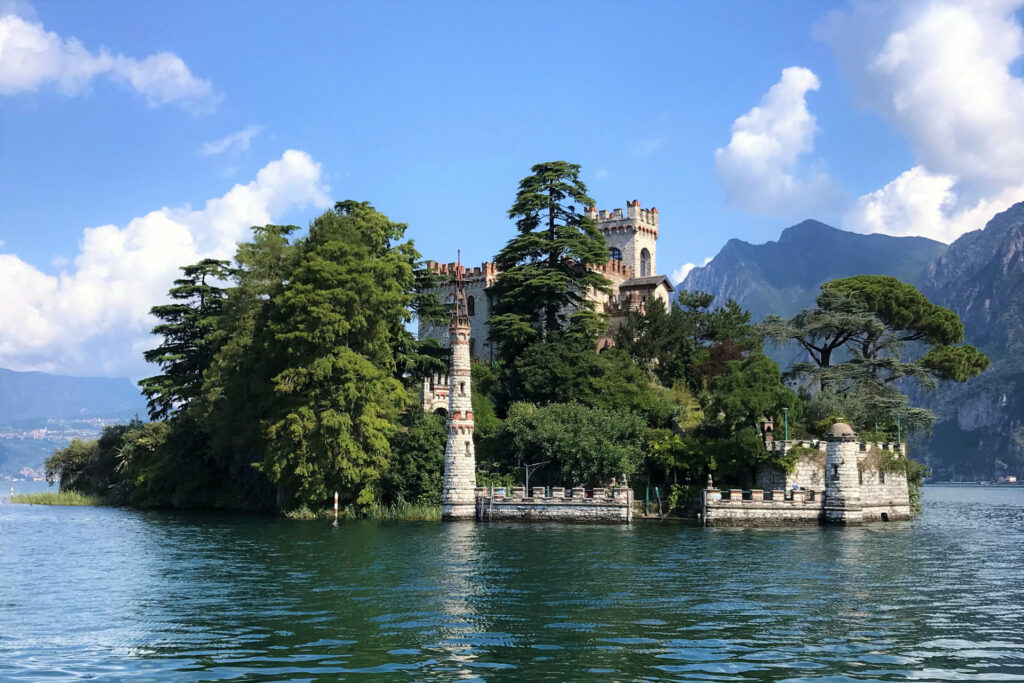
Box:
(1, 486), (1023, 681)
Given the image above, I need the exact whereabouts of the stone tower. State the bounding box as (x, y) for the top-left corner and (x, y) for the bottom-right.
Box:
(823, 422), (864, 525)
(585, 199), (659, 277)
(441, 255), (477, 521)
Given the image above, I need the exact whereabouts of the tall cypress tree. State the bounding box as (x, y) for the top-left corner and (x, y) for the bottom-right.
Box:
(488, 161), (611, 361)
(257, 201), (423, 508)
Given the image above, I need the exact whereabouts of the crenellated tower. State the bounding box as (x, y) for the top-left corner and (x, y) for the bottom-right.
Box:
(441, 254), (478, 520)
(585, 199), (659, 278)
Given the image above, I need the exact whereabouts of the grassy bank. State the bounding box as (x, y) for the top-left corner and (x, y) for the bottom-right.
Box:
(285, 500), (441, 522)
(11, 491), (103, 506)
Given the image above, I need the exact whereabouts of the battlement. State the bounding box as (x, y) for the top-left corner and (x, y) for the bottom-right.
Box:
(585, 199), (659, 235)
(425, 260), (498, 282)
(764, 439), (906, 456)
(475, 486), (633, 523)
(594, 258), (632, 280)
(702, 487), (824, 526)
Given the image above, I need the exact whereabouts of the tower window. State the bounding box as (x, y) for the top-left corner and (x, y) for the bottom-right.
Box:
(609, 247), (622, 261)
(467, 295), (475, 316)
(460, 382), (466, 395)
(879, 470), (885, 484)
(640, 248), (651, 277)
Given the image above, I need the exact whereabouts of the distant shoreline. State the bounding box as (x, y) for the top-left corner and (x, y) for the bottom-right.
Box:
(925, 482), (1021, 487)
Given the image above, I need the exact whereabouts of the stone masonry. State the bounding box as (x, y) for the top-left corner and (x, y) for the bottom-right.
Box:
(823, 422), (864, 525)
(441, 259), (477, 521)
(705, 423), (913, 527)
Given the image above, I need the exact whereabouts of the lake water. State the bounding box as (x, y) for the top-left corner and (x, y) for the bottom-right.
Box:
(2, 486), (1023, 681)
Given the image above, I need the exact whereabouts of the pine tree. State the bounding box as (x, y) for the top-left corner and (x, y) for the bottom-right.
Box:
(139, 258), (233, 420)
(488, 161), (611, 360)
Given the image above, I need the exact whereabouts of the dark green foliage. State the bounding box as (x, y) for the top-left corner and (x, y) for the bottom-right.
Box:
(258, 201), (419, 509)
(763, 276), (989, 441)
(918, 344), (991, 382)
(44, 419), (143, 498)
(702, 352), (801, 482)
(44, 437), (100, 490)
(504, 325), (676, 428)
(139, 259), (233, 420)
(489, 161), (611, 360)
(381, 411), (446, 506)
(615, 294), (759, 391)
(500, 402), (645, 488)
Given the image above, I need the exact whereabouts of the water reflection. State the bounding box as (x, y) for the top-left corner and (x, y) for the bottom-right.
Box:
(1, 488), (1024, 680)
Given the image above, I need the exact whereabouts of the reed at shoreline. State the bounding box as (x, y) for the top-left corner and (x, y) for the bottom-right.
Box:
(11, 491), (103, 506)
(285, 500), (440, 522)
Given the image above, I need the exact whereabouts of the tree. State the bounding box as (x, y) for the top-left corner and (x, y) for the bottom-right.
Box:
(488, 161), (611, 360)
(699, 352), (801, 484)
(763, 276), (989, 388)
(614, 293), (760, 391)
(257, 201), (420, 509)
(380, 410), (447, 506)
(761, 276), (989, 437)
(500, 402), (645, 488)
(139, 258), (233, 420)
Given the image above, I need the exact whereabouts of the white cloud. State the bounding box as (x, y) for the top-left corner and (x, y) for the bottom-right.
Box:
(202, 124), (265, 156)
(715, 66), (841, 216)
(593, 168), (609, 181)
(0, 150), (331, 376)
(820, 0), (1024, 241)
(0, 11), (217, 109)
(672, 257), (712, 285)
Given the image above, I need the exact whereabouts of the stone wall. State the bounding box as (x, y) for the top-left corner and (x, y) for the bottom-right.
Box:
(757, 441), (911, 519)
(703, 488), (823, 527)
(475, 486), (632, 523)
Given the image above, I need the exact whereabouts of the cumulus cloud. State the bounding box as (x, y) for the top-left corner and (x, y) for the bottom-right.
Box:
(0, 10), (217, 109)
(715, 66), (842, 216)
(0, 150), (331, 376)
(202, 124), (265, 156)
(820, 0), (1024, 241)
(672, 257), (712, 285)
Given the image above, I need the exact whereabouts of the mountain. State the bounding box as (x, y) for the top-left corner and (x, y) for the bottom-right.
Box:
(681, 219), (948, 321)
(0, 368), (147, 477)
(0, 368), (146, 423)
(914, 202), (1024, 480)
(680, 209), (1024, 480)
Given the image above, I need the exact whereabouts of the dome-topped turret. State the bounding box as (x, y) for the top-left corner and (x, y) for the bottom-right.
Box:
(826, 422), (857, 441)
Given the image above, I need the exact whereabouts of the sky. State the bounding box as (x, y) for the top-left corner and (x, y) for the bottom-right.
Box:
(2, 0), (1024, 378)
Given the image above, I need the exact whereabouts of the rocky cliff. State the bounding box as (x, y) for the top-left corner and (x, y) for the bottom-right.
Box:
(680, 207), (1024, 480)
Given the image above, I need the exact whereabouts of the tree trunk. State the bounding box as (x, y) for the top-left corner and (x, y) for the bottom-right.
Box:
(546, 191), (559, 332)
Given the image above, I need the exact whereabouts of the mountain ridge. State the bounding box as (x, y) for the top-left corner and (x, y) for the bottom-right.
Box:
(679, 204), (1024, 479)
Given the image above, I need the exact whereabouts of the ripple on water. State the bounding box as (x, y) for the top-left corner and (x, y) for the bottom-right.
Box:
(3, 487), (1024, 680)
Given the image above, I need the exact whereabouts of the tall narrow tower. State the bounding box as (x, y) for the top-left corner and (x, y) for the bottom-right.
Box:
(442, 254), (477, 520)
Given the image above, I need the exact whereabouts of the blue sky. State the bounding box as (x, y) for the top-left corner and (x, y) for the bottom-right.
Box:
(2, 0), (1023, 377)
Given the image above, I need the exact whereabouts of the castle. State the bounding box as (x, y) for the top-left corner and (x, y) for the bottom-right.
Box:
(702, 422), (913, 526)
(419, 199), (673, 414)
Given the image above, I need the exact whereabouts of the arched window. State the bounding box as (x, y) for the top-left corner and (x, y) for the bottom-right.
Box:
(609, 247), (623, 261)
(460, 382), (466, 396)
(640, 248), (651, 277)
(467, 295), (475, 316)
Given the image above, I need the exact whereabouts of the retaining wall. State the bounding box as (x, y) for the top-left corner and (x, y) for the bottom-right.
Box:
(703, 488), (824, 527)
(475, 486), (632, 523)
